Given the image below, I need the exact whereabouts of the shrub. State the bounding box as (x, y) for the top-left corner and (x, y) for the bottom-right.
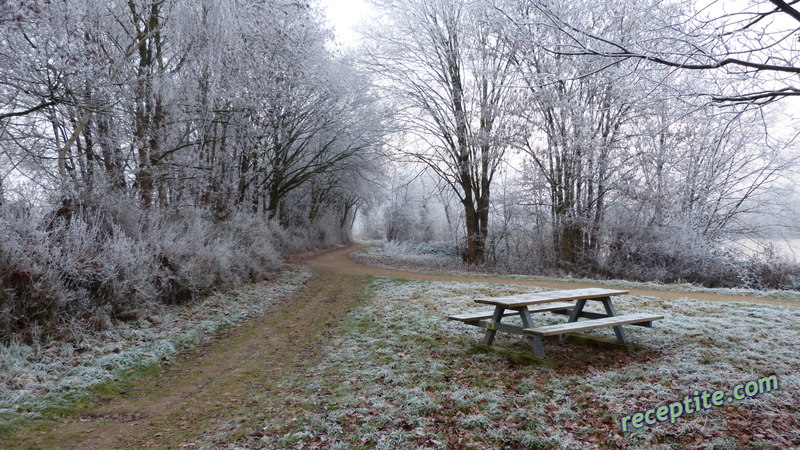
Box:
(600, 223), (741, 287)
(736, 254), (800, 291)
(0, 202), (283, 343)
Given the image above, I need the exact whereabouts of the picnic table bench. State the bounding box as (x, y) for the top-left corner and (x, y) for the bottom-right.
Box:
(447, 288), (663, 358)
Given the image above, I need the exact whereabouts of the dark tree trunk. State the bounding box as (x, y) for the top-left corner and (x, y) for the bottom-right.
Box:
(462, 197), (486, 265)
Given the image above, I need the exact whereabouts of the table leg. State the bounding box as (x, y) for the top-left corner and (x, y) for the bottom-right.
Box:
(563, 299), (588, 342)
(515, 307), (546, 358)
(481, 305), (505, 345)
(567, 299), (587, 323)
(600, 297), (628, 344)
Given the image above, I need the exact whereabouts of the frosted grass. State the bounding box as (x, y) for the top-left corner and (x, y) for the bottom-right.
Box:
(353, 241), (800, 302)
(252, 277), (800, 448)
(0, 268), (310, 418)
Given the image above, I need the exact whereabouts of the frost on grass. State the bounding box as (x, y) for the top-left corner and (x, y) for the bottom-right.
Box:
(352, 240), (471, 274)
(353, 241), (800, 302)
(0, 268), (310, 419)
(248, 277), (800, 448)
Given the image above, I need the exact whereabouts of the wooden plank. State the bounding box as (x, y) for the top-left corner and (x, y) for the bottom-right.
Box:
(447, 310), (519, 322)
(475, 320), (528, 336)
(447, 302), (575, 322)
(551, 309), (655, 327)
(523, 313), (665, 337)
(525, 302), (575, 313)
(475, 288), (629, 308)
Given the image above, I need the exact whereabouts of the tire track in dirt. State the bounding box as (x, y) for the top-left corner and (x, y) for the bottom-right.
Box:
(6, 266), (368, 449)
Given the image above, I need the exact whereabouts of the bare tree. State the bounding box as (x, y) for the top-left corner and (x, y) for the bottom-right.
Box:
(0, 0), (387, 235)
(504, 0), (800, 104)
(365, 0), (518, 264)
(499, 0), (643, 268)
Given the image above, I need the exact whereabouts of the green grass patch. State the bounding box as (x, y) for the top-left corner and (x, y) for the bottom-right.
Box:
(0, 361), (163, 438)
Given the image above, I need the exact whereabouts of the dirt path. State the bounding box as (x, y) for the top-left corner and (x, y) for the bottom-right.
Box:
(315, 243), (799, 308)
(8, 243), (796, 448)
(6, 266), (369, 449)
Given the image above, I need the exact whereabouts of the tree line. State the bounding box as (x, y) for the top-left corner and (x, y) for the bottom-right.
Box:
(365, 0), (798, 287)
(1, 0), (384, 225)
(0, 0), (385, 341)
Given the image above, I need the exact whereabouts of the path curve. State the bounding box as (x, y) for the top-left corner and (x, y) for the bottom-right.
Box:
(311, 243), (799, 308)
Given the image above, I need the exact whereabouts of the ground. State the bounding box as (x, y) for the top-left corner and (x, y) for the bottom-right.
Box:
(2, 244), (798, 448)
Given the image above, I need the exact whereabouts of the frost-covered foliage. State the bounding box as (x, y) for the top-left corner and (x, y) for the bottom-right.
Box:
(358, 0), (795, 285)
(0, 203), (283, 342)
(0, 268), (309, 419)
(601, 222), (741, 287)
(0, 0), (383, 344)
(145, 210), (282, 304)
(246, 278), (800, 448)
(353, 242), (800, 301)
(602, 225), (800, 290)
(354, 241), (463, 271)
(0, 0), (384, 227)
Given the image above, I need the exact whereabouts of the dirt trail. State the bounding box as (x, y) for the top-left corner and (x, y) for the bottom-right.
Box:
(8, 243), (796, 448)
(315, 243), (799, 308)
(7, 266), (368, 449)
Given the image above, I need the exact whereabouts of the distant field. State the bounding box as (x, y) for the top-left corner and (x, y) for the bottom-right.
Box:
(732, 237), (800, 262)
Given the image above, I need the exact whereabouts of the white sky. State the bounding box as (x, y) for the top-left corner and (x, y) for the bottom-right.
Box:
(319, 0), (375, 48)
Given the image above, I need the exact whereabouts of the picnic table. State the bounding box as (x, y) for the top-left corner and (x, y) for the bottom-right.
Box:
(448, 288), (663, 358)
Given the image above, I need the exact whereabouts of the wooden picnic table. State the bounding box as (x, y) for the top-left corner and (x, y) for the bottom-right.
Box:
(448, 288), (663, 358)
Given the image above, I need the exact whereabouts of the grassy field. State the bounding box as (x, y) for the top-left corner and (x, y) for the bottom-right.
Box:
(244, 277), (799, 448)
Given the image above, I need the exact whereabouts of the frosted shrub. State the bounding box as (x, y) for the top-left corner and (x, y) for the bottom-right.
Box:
(737, 255), (800, 290)
(0, 202), (283, 343)
(0, 209), (77, 340)
(218, 212), (282, 279)
(145, 209), (282, 304)
(147, 212), (223, 303)
(267, 219), (307, 253)
(50, 218), (158, 316)
(0, 208), (163, 341)
(602, 223), (740, 287)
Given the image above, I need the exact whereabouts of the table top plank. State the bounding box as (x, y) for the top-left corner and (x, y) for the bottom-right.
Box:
(447, 302), (577, 322)
(475, 288), (629, 307)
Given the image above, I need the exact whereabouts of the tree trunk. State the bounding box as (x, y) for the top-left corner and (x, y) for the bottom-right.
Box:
(462, 198), (485, 264)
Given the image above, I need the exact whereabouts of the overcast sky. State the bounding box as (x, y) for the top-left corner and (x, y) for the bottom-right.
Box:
(319, 0), (375, 47)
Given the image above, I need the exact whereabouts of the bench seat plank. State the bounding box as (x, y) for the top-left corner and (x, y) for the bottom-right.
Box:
(448, 310), (519, 322)
(447, 302), (576, 322)
(475, 288), (628, 308)
(551, 309), (655, 327)
(523, 313), (664, 336)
